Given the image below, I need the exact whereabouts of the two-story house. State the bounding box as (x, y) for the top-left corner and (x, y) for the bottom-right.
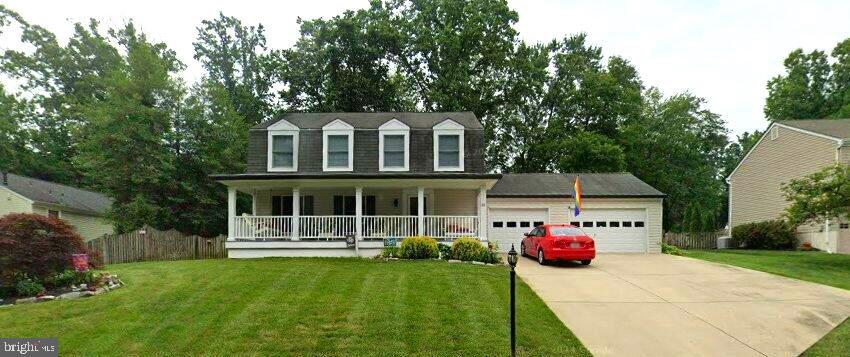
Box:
(212, 112), (501, 257)
(213, 112), (665, 258)
(727, 118), (850, 254)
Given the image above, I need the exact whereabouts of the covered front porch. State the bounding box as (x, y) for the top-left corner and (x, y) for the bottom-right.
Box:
(220, 176), (498, 257)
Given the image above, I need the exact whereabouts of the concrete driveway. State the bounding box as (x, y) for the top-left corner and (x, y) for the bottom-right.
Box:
(516, 253), (850, 357)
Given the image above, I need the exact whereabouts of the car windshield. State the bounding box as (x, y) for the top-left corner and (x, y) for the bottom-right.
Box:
(549, 227), (585, 236)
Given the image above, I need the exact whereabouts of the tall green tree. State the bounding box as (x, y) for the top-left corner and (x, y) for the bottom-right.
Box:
(765, 38), (850, 120)
(276, 9), (412, 112)
(193, 13), (274, 125)
(75, 23), (184, 233)
(0, 6), (123, 184)
(621, 88), (729, 230)
(495, 35), (643, 173)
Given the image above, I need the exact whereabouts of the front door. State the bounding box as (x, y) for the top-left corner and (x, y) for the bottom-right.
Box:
(408, 197), (428, 215)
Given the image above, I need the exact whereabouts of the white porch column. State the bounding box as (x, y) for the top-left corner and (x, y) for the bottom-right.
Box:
(292, 188), (300, 241)
(227, 187), (237, 241)
(478, 186), (487, 242)
(355, 187), (363, 255)
(417, 186), (425, 236)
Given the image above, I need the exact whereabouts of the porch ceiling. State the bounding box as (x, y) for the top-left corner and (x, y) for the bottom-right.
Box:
(216, 174), (500, 192)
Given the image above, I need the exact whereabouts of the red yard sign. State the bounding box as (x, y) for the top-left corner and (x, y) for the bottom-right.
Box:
(72, 254), (89, 272)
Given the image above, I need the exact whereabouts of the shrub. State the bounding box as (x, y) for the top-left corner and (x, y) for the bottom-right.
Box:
(0, 213), (89, 289)
(661, 243), (684, 256)
(380, 246), (399, 258)
(451, 237), (487, 261)
(45, 270), (77, 289)
(437, 243), (451, 260)
(731, 220), (797, 250)
(15, 276), (44, 297)
(398, 236), (439, 259)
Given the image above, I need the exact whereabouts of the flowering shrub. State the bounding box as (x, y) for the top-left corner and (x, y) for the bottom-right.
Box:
(0, 213), (92, 290)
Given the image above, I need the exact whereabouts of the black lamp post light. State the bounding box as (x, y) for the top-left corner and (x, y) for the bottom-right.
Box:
(507, 244), (519, 357)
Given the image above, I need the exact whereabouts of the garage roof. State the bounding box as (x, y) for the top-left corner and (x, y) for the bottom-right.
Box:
(488, 173), (665, 198)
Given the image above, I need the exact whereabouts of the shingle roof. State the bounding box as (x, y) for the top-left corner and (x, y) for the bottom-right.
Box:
(777, 119), (850, 140)
(253, 112), (483, 130)
(487, 173), (665, 198)
(2, 173), (113, 215)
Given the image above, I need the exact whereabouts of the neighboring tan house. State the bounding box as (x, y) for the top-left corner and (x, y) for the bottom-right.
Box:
(727, 118), (850, 254)
(0, 172), (114, 241)
(212, 112), (664, 258)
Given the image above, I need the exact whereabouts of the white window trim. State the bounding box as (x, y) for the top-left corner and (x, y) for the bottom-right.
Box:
(433, 119), (465, 171)
(379, 119), (410, 172)
(266, 119), (299, 172)
(323, 119), (355, 172)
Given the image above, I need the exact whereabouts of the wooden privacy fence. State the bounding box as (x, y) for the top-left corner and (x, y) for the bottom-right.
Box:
(663, 231), (724, 250)
(86, 226), (226, 265)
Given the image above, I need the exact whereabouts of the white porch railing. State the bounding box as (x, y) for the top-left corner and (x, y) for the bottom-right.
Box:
(231, 215), (479, 241)
(362, 216), (417, 240)
(300, 216), (356, 240)
(233, 216), (292, 239)
(424, 216), (478, 240)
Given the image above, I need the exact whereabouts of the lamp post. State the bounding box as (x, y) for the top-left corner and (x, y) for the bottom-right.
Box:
(507, 244), (519, 357)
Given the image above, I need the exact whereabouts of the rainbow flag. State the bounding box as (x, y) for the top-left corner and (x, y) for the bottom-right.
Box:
(573, 175), (582, 216)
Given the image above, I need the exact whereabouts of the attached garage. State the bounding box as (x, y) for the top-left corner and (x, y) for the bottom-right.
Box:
(486, 173), (664, 253)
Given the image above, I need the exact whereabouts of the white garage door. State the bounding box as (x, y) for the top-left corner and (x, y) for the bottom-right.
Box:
(570, 209), (647, 253)
(488, 208), (547, 252)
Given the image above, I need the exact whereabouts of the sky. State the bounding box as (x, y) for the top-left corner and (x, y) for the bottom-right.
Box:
(2, 0), (849, 137)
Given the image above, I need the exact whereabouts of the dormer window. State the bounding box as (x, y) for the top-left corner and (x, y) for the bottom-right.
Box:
(433, 119), (464, 171)
(379, 119), (409, 171)
(323, 119), (354, 171)
(267, 119), (299, 172)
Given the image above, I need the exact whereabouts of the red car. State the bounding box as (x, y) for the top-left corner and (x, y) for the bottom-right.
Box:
(521, 224), (595, 265)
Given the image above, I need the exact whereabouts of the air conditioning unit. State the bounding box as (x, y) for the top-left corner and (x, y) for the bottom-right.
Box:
(716, 236), (732, 249)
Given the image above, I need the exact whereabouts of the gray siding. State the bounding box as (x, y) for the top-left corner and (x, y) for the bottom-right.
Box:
(246, 128), (486, 174)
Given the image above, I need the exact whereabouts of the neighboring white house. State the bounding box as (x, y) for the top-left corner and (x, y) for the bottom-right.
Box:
(213, 112), (665, 258)
(0, 172), (114, 241)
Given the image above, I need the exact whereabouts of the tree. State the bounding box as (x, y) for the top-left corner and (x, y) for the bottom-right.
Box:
(782, 164), (850, 226)
(75, 23), (183, 233)
(193, 13), (274, 125)
(621, 88), (729, 230)
(0, 6), (123, 184)
(765, 38), (850, 120)
(276, 9), (412, 112)
(495, 35), (643, 172)
(537, 131), (625, 173)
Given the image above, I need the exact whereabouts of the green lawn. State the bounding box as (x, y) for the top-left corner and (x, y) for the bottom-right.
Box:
(0, 258), (589, 356)
(683, 250), (850, 356)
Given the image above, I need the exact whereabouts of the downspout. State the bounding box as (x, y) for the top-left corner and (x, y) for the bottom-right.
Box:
(825, 213), (832, 254)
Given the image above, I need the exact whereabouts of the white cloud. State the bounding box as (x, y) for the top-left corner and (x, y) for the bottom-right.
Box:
(2, 0), (848, 136)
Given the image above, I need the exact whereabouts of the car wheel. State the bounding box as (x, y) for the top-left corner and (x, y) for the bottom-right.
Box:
(581, 260), (591, 265)
(537, 249), (546, 265)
